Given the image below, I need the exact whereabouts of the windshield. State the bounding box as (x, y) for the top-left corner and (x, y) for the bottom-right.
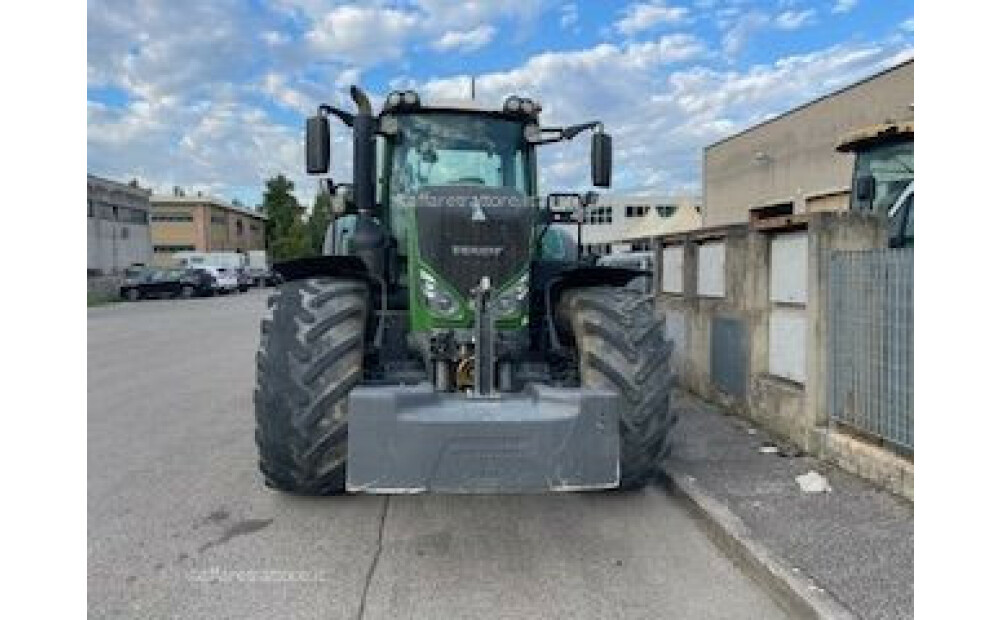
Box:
(853, 140), (913, 214)
(390, 113), (528, 196)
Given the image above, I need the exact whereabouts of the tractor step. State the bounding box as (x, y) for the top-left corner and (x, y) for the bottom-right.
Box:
(347, 383), (620, 493)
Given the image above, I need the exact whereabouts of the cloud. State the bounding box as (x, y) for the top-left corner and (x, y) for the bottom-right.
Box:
(87, 0), (914, 205)
(304, 5), (421, 65)
(560, 3), (579, 31)
(775, 9), (817, 30)
(721, 12), (770, 57)
(432, 26), (496, 53)
(409, 35), (910, 195)
(832, 0), (859, 14)
(616, 3), (689, 36)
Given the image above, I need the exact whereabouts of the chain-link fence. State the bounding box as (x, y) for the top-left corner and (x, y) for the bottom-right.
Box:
(828, 249), (913, 451)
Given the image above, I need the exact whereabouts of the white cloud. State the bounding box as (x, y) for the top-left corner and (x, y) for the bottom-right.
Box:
(261, 31), (289, 46)
(409, 37), (911, 195)
(616, 3), (689, 36)
(305, 6), (421, 65)
(560, 3), (579, 31)
(833, 0), (859, 14)
(775, 9), (817, 30)
(721, 12), (770, 57)
(87, 0), (914, 205)
(432, 26), (496, 53)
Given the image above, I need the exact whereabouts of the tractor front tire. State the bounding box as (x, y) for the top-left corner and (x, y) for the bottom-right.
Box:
(255, 277), (368, 495)
(558, 287), (676, 490)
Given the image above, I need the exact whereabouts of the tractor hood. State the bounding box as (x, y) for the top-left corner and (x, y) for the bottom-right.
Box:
(414, 186), (533, 297)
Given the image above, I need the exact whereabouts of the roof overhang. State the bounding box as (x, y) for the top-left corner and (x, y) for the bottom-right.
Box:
(836, 121), (914, 153)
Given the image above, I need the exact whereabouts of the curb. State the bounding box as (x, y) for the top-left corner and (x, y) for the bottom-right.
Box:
(661, 469), (858, 620)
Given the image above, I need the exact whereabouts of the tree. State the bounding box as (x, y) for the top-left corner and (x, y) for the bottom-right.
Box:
(307, 192), (332, 255)
(261, 174), (311, 261)
(271, 218), (313, 260)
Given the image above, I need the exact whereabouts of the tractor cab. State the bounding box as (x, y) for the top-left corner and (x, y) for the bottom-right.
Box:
(838, 121), (914, 248)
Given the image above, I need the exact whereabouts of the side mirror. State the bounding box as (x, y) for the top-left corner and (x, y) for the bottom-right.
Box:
(591, 132), (612, 188)
(854, 174), (875, 206)
(306, 115), (331, 174)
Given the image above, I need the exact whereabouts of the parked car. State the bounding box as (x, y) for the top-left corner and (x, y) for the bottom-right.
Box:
(120, 268), (214, 301)
(199, 266), (240, 294)
(235, 268), (252, 293)
(244, 267), (282, 287)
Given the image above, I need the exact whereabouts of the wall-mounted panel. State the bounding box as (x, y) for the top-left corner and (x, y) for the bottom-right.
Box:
(697, 241), (725, 298)
(661, 245), (684, 294)
(770, 231), (808, 304)
(768, 306), (807, 383)
(711, 317), (747, 397)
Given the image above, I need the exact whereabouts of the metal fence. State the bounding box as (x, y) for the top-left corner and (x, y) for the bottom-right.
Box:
(828, 249), (913, 451)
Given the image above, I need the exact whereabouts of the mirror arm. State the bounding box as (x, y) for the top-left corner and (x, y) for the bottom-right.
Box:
(318, 104), (355, 128)
(561, 121), (603, 141)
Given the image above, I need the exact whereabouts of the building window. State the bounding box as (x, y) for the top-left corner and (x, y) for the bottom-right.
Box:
(656, 205), (676, 218)
(211, 215), (227, 225)
(118, 207), (148, 224)
(154, 244), (197, 253)
(87, 199), (94, 217)
(152, 212), (193, 222)
(236, 220), (244, 236)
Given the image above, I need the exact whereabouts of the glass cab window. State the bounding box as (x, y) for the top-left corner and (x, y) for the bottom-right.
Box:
(852, 140), (914, 214)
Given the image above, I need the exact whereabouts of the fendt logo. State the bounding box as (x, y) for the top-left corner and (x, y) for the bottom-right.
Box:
(452, 245), (504, 258)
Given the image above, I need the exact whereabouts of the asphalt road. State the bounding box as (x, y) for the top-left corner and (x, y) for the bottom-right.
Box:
(88, 290), (790, 620)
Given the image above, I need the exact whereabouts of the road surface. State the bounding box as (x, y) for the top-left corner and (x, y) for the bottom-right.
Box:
(88, 290), (790, 619)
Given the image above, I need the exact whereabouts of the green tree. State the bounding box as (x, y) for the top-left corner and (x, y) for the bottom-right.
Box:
(261, 174), (309, 260)
(271, 218), (313, 260)
(307, 192), (332, 255)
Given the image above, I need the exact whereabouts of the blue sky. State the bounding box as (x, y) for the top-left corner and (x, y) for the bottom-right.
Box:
(87, 0), (913, 208)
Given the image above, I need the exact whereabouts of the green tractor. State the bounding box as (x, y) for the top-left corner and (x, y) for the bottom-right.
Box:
(255, 86), (675, 494)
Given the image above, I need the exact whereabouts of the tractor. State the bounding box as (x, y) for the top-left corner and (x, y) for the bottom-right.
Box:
(837, 120), (914, 248)
(254, 86), (675, 494)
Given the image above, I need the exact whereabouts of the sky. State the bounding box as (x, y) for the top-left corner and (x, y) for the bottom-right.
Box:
(87, 0), (914, 209)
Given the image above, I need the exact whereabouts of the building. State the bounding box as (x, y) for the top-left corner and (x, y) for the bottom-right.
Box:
(555, 195), (702, 256)
(150, 194), (267, 266)
(703, 58), (914, 227)
(87, 174), (153, 275)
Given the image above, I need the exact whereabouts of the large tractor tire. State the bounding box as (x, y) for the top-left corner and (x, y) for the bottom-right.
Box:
(254, 277), (368, 495)
(558, 287), (676, 490)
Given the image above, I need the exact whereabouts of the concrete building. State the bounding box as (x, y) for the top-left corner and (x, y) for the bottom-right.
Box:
(87, 174), (153, 275)
(554, 195), (702, 256)
(150, 194), (267, 266)
(703, 59), (914, 227)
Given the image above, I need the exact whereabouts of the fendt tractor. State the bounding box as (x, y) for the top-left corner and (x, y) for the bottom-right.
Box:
(837, 120), (914, 248)
(254, 86), (675, 495)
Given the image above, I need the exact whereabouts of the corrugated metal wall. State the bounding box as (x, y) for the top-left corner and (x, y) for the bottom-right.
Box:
(828, 249), (914, 451)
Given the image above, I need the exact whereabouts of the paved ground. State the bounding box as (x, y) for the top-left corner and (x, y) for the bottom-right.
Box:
(88, 291), (791, 620)
(666, 394), (914, 620)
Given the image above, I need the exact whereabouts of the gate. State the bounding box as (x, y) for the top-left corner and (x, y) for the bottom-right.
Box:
(828, 249), (913, 451)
